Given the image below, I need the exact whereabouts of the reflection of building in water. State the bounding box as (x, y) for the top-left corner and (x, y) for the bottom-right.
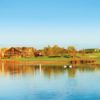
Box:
(0, 62), (5, 75)
(0, 63), (66, 77)
(0, 61), (39, 76)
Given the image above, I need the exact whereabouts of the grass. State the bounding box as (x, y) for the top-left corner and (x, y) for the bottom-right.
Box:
(1, 56), (69, 61)
(86, 52), (100, 58)
(84, 52), (100, 64)
(1, 56), (70, 65)
(1, 52), (100, 64)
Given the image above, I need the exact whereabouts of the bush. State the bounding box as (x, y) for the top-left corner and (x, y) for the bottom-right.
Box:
(48, 56), (61, 58)
(63, 55), (72, 58)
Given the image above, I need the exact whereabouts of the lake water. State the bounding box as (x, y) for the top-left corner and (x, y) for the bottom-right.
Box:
(0, 62), (100, 100)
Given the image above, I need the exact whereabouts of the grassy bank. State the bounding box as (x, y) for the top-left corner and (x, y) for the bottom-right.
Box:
(2, 56), (69, 61)
(0, 57), (69, 65)
(86, 52), (100, 64)
(1, 52), (100, 65)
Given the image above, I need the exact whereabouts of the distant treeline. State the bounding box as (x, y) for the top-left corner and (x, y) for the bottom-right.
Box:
(0, 45), (100, 58)
(79, 48), (100, 53)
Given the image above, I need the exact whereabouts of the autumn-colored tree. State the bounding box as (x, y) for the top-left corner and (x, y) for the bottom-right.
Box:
(43, 46), (53, 56)
(67, 46), (77, 58)
(43, 45), (67, 56)
(79, 49), (85, 56)
(52, 45), (62, 56)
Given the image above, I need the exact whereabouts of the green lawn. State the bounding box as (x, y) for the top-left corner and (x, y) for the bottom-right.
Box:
(1, 56), (69, 61)
(1, 53), (100, 64)
(86, 52), (100, 58)
(84, 52), (100, 64)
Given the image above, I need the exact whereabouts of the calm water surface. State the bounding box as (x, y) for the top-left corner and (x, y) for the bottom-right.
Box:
(0, 62), (100, 100)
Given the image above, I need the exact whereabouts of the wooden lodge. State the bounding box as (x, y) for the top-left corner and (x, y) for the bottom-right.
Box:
(4, 47), (22, 58)
(20, 47), (36, 58)
(3, 47), (42, 58)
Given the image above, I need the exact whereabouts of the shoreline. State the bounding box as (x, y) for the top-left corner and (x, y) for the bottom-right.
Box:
(0, 59), (99, 67)
(0, 59), (68, 65)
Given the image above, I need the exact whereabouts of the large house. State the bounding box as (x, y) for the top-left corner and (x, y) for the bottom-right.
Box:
(1, 47), (42, 58)
(21, 47), (36, 57)
(4, 47), (22, 58)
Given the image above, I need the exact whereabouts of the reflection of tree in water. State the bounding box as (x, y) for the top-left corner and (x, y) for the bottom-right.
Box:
(67, 68), (76, 78)
(42, 65), (66, 78)
(78, 64), (99, 72)
(67, 64), (100, 78)
(0, 61), (100, 78)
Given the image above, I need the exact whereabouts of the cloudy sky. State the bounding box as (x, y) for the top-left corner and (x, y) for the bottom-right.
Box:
(0, 0), (100, 49)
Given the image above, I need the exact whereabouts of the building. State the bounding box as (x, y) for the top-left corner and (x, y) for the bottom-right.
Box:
(34, 51), (43, 57)
(20, 47), (36, 58)
(4, 47), (22, 58)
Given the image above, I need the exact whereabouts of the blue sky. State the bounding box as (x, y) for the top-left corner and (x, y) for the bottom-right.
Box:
(0, 0), (100, 49)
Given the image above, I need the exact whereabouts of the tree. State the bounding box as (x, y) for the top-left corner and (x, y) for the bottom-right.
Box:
(43, 45), (53, 56)
(67, 46), (77, 58)
(43, 45), (66, 56)
(52, 45), (61, 56)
